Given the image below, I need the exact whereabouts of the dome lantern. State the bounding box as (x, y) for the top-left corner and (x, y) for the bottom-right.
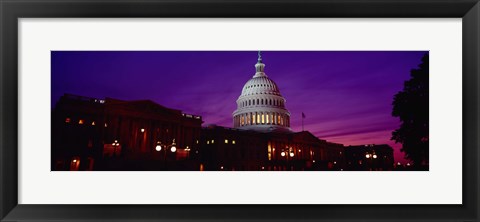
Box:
(254, 51), (266, 77)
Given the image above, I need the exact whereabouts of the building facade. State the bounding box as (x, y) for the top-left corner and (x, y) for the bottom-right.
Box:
(52, 94), (203, 171)
(200, 125), (346, 171)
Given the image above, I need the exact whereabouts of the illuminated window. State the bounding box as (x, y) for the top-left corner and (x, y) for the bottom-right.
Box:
(78, 119), (84, 125)
(65, 118), (71, 123)
(232, 140), (236, 144)
(211, 140), (214, 144)
(196, 140), (199, 144)
(207, 141), (210, 144)
(91, 121), (96, 126)
(225, 139), (228, 144)
(277, 115), (281, 123)
(257, 113), (260, 123)
(266, 112), (269, 123)
(261, 114), (265, 124)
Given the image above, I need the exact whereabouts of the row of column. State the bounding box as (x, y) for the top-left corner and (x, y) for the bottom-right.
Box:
(239, 98), (284, 108)
(234, 112), (290, 127)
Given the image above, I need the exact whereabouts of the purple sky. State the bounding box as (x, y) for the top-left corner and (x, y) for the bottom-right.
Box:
(52, 51), (427, 164)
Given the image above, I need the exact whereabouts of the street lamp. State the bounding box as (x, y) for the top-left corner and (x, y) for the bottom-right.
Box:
(365, 151), (377, 170)
(112, 140), (120, 156)
(155, 138), (177, 170)
(281, 147), (295, 170)
(170, 139), (177, 152)
(155, 141), (162, 151)
(155, 139), (177, 153)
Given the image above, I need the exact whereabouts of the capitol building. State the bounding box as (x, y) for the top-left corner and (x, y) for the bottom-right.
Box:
(233, 52), (291, 132)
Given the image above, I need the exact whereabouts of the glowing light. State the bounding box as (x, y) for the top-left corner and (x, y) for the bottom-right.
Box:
(170, 146), (176, 152)
(155, 144), (162, 151)
(140, 128), (145, 132)
(104, 123), (108, 127)
(72, 159), (77, 163)
(298, 149), (301, 152)
(407, 163), (411, 166)
(78, 119), (84, 124)
(289, 152), (294, 157)
(312, 160), (316, 163)
(333, 161), (337, 164)
(372, 154), (377, 159)
(220, 166), (224, 170)
(397, 162), (402, 165)
(232, 140), (236, 144)
(281, 152), (286, 157)
(261, 166), (265, 170)
(91, 121), (96, 126)
(65, 118), (71, 123)
(365, 154), (371, 158)
(211, 140), (214, 144)
(225, 139), (228, 144)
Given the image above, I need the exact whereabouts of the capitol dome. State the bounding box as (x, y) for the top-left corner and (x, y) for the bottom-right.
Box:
(233, 52), (291, 132)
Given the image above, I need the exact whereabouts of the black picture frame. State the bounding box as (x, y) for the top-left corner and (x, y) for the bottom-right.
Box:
(1, 0), (479, 221)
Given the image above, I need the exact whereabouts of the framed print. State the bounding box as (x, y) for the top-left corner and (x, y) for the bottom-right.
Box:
(1, 0), (479, 221)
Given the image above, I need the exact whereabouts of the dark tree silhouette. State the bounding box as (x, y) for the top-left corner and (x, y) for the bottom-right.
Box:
(391, 54), (429, 169)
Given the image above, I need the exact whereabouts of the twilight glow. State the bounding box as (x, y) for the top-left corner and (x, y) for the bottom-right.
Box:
(51, 51), (427, 163)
